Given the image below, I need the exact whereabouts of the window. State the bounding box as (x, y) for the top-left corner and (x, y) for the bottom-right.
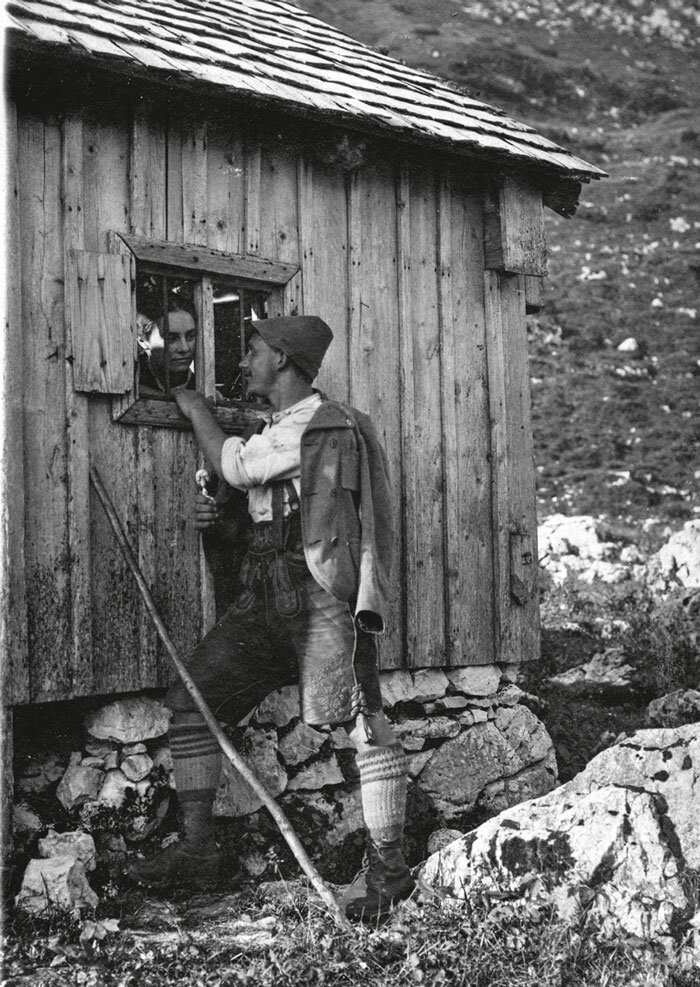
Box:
(66, 234), (299, 433)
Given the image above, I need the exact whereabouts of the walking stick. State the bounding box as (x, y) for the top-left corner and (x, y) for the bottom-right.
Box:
(89, 464), (353, 934)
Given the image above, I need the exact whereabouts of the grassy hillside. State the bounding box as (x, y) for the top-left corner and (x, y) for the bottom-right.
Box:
(297, 0), (700, 524)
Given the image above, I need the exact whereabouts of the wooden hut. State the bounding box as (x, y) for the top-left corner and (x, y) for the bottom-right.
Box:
(2, 0), (603, 724)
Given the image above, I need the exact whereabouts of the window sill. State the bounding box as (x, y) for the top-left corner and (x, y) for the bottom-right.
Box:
(117, 397), (267, 434)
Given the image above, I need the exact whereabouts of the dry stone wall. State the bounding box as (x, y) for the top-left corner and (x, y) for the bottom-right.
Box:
(14, 664), (558, 897)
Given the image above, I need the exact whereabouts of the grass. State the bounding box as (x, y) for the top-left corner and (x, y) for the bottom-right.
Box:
(4, 878), (699, 986)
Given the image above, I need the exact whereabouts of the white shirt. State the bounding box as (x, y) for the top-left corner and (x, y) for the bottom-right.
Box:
(220, 392), (322, 523)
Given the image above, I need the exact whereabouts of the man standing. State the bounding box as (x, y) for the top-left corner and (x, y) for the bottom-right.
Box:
(127, 315), (414, 921)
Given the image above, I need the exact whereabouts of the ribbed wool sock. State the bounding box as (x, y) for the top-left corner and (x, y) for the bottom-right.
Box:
(169, 712), (222, 843)
(356, 743), (408, 843)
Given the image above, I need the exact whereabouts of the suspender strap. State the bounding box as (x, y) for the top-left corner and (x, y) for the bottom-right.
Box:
(271, 483), (285, 550)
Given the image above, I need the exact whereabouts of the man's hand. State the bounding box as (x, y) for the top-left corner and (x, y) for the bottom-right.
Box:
(172, 388), (226, 477)
(173, 388), (214, 421)
(193, 491), (221, 531)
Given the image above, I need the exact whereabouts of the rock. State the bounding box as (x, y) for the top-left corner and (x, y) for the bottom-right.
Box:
(418, 705), (557, 823)
(647, 521), (700, 592)
(215, 729), (287, 816)
(121, 754), (154, 782)
(562, 724), (700, 868)
(85, 697), (170, 744)
(578, 560), (629, 584)
(13, 804), (43, 836)
(283, 788), (364, 849)
(123, 743), (147, 756)
(446, 666), (501, 696)
(499, 663), (521, 685)
(546, 647), (643, 700)
(412, 669), (450, 702)
(329, 728), (355, 750)
(424, 696), (469, 713)
(407, 750), (435, 778)
(56, 765), (105, 811)
(378, 670), (416, 707)
(426, 828), (462, 855)
(394, 717), (461, 742)
(287, 757), (344, 790)
(617, 336), (639, 352)
(16, 855), (99, 916)
(645, 689), (700, 728)
(539, 514), (613, 562)
(84, 739), (117, 758)
(17, 754), (65, 795)
(152, 745), (173, 774)
(495, 684), (524, 707)
(420, 785), (688, 948)
(38, 830), (96, 871)
(278, 723), (327, 766)
(97, 769), (135, 808)
(458, 709), (489, 726)
(254, 686), (300, 728)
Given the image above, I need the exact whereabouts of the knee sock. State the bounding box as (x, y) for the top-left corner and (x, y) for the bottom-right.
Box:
(356, 743), (408, 844)
(169, 711), (222, 841)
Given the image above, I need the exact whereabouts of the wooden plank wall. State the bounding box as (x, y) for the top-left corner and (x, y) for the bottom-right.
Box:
(9, 94), (538, 703)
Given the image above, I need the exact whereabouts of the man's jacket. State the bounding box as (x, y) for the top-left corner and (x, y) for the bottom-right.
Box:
(300, 400), (395, 634)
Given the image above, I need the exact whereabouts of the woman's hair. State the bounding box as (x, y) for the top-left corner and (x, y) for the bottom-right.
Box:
(160, 295), (196, 324)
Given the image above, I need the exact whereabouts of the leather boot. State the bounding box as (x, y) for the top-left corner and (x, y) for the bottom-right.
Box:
(345, 837), (415, 922)
(126, 801), (223, 891)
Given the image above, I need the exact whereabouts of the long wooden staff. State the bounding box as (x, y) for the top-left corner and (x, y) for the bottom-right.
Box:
(89, 464), (353, 934)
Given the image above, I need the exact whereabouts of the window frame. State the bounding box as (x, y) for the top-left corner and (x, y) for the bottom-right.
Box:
(111, 233), (300, 434)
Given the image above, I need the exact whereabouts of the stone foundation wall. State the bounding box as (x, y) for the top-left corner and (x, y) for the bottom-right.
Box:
(14, 664), (558, 883)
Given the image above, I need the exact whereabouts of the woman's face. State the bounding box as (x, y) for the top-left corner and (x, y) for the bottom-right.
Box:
(151, 310), (196, 378)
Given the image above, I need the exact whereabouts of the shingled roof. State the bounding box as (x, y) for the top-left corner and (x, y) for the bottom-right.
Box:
(6, 0), (605, 184)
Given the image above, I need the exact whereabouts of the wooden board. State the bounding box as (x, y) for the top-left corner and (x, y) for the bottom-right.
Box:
(3, 102), (30, 704)
(206, 119), (245, 255)
(347, 161), (404, 668)
(19, 111), (72, 700)
(500, 175), (547, 277)
(438, 167), (495, 665)
(258, 146), (302, 318)
(483, 271), (539, 664)
(61, 113), (94, 697)
(397, 157), (446, 668)
(297, 157), (350, 403)
(81, 104), (145, 695)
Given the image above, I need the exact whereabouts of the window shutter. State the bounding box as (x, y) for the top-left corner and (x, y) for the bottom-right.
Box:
(66, 249), (134, 393)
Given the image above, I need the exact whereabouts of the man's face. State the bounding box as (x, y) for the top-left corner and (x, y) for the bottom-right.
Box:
(240, 331), (281, 399)
(152, 310), (196, 377)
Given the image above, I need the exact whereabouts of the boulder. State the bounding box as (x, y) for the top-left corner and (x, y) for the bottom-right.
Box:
(15, 855), (99, 916)
(120, 753), (154, 782)
(546, 647), (643, 700)
(215, 729), (287, 817)
(85, 697), (170, 744)
(421, 785), (687, 947)
(278, 723), (327, 766)
(56, 764), (105, 811)
(418, 705), (557, 823)
(97, 769), (135, 808)
(287, 757), (344, 790)
(17, 754), (65, 795)
(13, 803), (43, 836)
(647, 520), (700, 592)
(446, 665), (501, 696)
(645, 689), (700, 728)
(254, 686), (300, 728)
(411, 670), (450, 703)
(561, 724), (700, 868)
(38, 830), (96, 871)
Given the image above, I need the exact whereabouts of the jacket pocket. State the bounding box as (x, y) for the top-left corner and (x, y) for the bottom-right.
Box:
(340, 451), (360, 491)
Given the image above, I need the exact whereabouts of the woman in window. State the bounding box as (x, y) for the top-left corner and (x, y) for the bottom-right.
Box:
(137, 298), (197, 396)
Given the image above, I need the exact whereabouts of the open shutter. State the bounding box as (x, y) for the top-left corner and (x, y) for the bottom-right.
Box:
(66, 249), (134, 393)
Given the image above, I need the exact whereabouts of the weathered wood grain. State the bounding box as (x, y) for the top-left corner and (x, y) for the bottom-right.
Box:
(3, 102), (30, 704)
(119, 233), (299, 287)
(259, 147), (302, 318)
(245, 144), (262, 256)
(19, 111), (72, 700)
(499, 175), (547, 277)
(61, 114), (94, 697)
(483, 270), (538, 664)
(297, 157), (350, 403)
(440, 167), (495, 665)
(347, 162), (403, 668)
(402, 157), (446, 668)
(206, 119), (245, 255)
